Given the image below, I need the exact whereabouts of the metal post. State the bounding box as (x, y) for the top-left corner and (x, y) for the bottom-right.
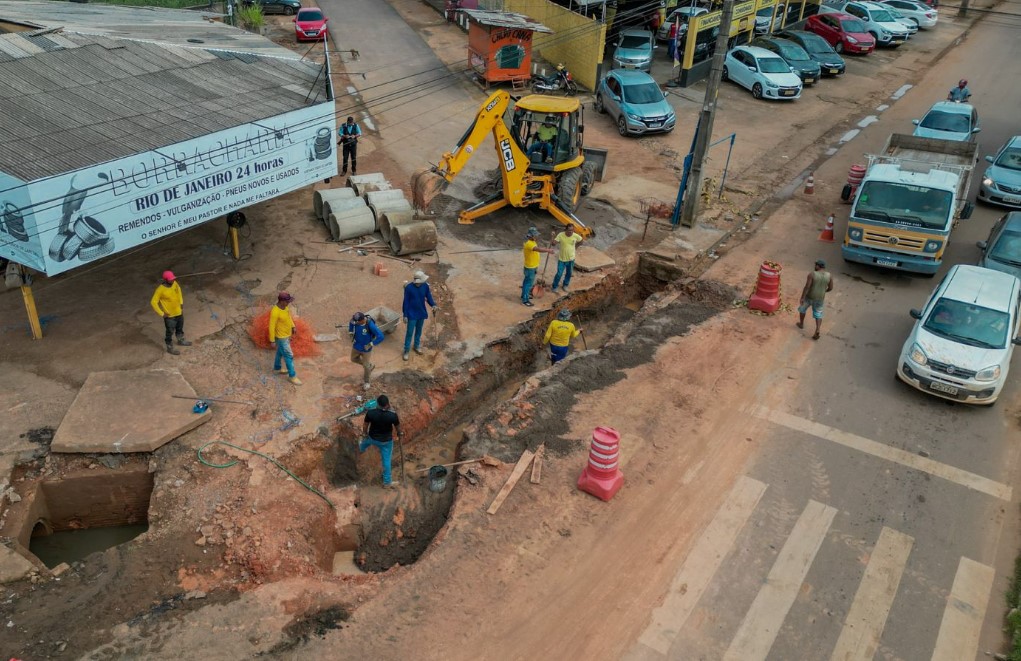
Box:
(21, 282), (42, 340)
(679, 0), (735, 227)
(715, 133), (736, 198)
(229, 226), (241, 260)
(670, 116), (701, 227)
(957, 0), (969, 17)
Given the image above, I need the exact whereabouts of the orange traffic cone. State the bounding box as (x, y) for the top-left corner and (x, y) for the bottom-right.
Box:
(804, 173), (815, 195)
(819, 214), (835, 242)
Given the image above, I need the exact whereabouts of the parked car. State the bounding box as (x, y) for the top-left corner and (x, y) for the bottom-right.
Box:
(253, 0), (301, 15)
(722, 46), (803, 100)
(896, 264), (1021, 406)
(912, 101), (980, 142)
(804, 13), (876, 53)
(657, 6), (709, 41)
(594, 70), (676, 136)
(879, 0), (938, 27)
(754, 3), (785, 34)
(776, 29), (846, 75)
(978, 212), (1021, 279)
(750, 36), (822, 85)
(979, 136), (1021, 208)
(294, 7), (328, 42)
(613, 29), (656, 72)
(883, 4), (920, 34)
(819, 1), (911, 46)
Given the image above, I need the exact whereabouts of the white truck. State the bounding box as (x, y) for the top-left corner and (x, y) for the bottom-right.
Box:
(841, 133), (977, 275)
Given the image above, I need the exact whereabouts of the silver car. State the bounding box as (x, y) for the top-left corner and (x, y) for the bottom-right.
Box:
(613, 29), (656, 72)
(979, 136), (1021, 208)
(977, 212), (1021, 280)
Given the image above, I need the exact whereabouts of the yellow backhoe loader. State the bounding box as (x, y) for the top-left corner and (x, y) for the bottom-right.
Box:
(411, 90), (607, 238)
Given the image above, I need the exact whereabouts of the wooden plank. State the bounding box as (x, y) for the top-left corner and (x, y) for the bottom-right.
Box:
(530, 445), (544, 485)
(487, 449), (535, 515)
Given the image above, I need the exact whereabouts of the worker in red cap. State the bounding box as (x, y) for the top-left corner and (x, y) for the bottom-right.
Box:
(150, 270), (191, 355)
(270, 292), (301, 385)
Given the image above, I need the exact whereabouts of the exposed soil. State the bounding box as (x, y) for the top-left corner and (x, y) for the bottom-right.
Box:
(356, 485), (454, 572)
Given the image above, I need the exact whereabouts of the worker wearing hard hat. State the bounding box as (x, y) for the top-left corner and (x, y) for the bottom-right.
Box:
(543, 308), (581, 364)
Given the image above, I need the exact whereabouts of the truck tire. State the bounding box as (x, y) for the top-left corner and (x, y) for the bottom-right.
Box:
(557, 168), (583, 213)
(840, 183), (853, 201)
(580, 162), (598, 196)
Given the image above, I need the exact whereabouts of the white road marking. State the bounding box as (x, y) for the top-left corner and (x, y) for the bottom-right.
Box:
(876, 104), (890, 112)
(751, 407), (1012, 501)
(891, 84), (913, 99)
(839, 129), (860, 143)
(857, 115), (879, 128)
(635, 476), (768, 655)
(930, 558), (995, 661)
(723, 500), (838, 661)
(830, 527), (914, 661)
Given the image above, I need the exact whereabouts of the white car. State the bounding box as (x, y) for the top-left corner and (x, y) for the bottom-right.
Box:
(879, 0), (938, 27)
(656, 6), (709, 41)
(883, 5), (919, 34)
(897, 265), (1021, 406)
(722, 46), (803, 100)
(830, 1), (912, 46)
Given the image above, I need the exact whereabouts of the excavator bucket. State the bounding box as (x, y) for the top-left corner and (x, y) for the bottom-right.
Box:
(411, 168), (449, 211)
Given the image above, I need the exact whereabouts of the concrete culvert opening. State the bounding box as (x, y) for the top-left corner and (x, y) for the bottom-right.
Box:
(20, 465), (153, 568)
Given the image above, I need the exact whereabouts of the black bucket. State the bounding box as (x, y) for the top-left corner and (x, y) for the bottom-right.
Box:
(428, 465), (449, 493)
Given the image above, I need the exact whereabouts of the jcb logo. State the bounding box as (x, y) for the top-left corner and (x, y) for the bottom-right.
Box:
(500, 139), (516, 172)
(485, 98), (500, 112)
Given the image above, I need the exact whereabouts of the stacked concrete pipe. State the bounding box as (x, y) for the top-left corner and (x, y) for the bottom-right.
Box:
(347, 173), (389, 197)
(379, 210), (417, 243)
(366, 190), (413, 230)
(313, 187), (357, 222)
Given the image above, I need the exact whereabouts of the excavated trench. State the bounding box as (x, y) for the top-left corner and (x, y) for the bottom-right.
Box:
(309, 256), (737, 574)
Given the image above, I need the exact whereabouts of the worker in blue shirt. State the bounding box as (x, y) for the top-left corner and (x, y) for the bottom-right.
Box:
(337, 116), (362, 176)
(402, 270), (437, 361)
(348, 311), (384, 390)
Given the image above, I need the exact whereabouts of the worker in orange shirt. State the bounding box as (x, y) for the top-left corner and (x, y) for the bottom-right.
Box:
(150, 270), (192, 355)
(269, 291), (301, 385)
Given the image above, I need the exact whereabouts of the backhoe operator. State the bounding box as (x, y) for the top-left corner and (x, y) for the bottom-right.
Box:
(527, 117), (559, 163)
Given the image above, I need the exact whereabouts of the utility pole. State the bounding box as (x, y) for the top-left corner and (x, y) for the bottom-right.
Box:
(957, 0), (969, 17)
(679, 0), (735, 227)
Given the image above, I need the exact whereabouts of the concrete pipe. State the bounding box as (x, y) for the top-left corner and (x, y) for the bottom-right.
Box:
(390, 220), (438, 256)
(368, 198), (413, 230)
(347, 173), (389, 196)
(358, 182), (393, 197)
(328, 206), (376, 242)
(313, 188), (356, 220)
(379, 210), (417, 243)
(323, 196), (368, 221)
(365, 189), (407, 206)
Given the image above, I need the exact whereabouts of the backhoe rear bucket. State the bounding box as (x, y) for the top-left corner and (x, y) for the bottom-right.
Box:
(411, 168), (449, 211)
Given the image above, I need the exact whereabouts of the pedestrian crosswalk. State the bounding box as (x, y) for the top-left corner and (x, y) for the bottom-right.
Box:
(630, 476), (996, 661)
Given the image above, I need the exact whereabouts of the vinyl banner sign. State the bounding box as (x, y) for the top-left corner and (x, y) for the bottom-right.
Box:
(0, 103), (337, 276)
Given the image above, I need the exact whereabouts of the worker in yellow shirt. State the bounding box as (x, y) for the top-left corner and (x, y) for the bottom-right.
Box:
(543, 308), (581, 364)
(269, 291), (301, 385)
(150, 270), (191, 355)
(521, 226), (554, 307)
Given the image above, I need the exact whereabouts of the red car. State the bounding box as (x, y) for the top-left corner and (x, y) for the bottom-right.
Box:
(805, 13), (876, 54)
(293, 7), (328, 42)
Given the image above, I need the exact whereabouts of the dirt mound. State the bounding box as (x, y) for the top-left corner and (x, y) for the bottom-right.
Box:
(247, 307), (321, 357)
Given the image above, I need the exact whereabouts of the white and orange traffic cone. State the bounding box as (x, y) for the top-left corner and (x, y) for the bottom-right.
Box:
(804, 173), (815, 195)
(819, 214), (835, 242)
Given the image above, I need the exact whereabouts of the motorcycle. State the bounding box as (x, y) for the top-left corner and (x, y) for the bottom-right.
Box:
(531, 64), (578, 96)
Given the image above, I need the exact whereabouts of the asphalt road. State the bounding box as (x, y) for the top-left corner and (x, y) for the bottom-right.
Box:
(642, 7), (1021, 660)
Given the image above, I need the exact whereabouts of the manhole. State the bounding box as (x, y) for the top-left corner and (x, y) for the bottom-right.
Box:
(3, 464), (153, 569)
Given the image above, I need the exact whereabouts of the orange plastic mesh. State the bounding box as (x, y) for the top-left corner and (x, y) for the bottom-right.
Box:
(248, 307), (321, 357)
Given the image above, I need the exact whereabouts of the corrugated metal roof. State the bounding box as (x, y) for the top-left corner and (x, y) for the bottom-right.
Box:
(0, 31), (330, 181)
(460, 9), (553, 33)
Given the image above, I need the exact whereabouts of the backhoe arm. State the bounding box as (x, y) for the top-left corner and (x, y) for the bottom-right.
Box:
(434, 91), (512, 183)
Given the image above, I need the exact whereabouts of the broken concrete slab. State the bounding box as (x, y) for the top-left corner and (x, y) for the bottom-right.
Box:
(51, 368), (210, 454)
(574, 245), (615, 272)
(0, 546), (36, 583)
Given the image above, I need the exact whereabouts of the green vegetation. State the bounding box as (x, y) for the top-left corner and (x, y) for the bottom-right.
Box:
(1006, 553), (1021, 660)
(235, 3), (265, 31)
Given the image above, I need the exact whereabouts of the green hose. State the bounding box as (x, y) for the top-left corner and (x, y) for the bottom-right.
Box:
(197, 440), (334, 509)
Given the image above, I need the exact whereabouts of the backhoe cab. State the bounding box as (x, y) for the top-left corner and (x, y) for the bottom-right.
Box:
(411, 91), (605, 238)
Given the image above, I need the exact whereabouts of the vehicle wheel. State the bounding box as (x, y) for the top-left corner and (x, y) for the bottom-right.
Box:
(752, 83), (763, 99)
(722, 65), (730, 81)
(580, 162), (598, 196)
(283, 6), (294, 14)
(594, 95), (605, 114)
(531, 82), (547, 95)
(617, 116), (629, 137)
(566, 81), (579, 96)
(834, 42), (844, 53)
(557, 168), (583, 212)
(910, 18), (920, 26)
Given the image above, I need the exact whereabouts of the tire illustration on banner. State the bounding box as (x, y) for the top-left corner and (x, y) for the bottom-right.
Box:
(48, 172), (115, 263)
(0, 201), (30, 242)
(308, 125), (334, 162)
